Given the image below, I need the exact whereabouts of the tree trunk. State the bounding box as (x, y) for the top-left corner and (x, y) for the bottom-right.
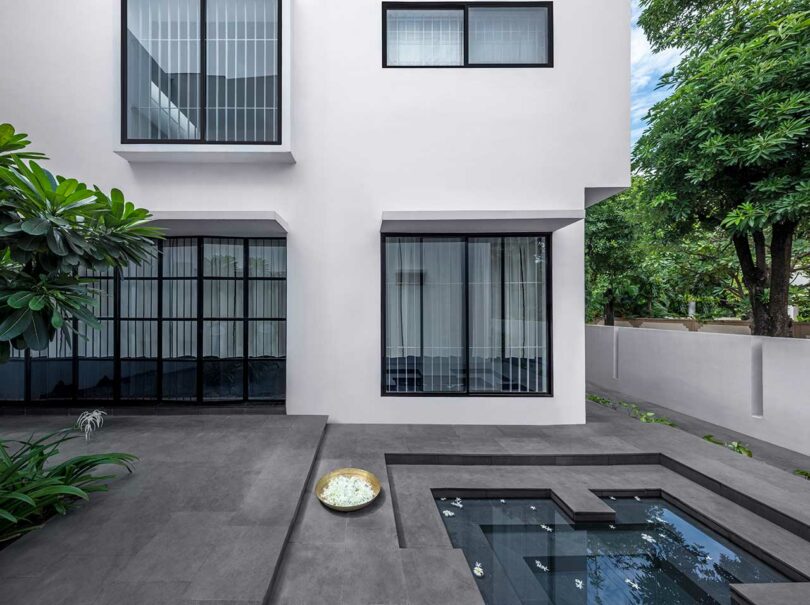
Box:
(732, 225), (797, 337)
(767, 221), (797, 337)
(604, 289), (615, 326)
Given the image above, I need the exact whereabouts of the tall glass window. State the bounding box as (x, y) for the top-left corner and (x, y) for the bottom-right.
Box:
(124, 0), (281, 143)
(383, 235), (550, 395)
(0, 237), (286, 406)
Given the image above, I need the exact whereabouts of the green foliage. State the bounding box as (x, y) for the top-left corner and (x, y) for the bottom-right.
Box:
(633, 0), (810, 336)
(0, 124), (162, 354)
(703, 434), (753, 457)
(586, 394), (615, 408)
(793, 469), (810, 480)
(587, 394), (677, 426)
(0, 428), (137, 542)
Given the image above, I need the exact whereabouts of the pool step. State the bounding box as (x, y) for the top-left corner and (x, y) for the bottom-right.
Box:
(552, 487), (616, 523)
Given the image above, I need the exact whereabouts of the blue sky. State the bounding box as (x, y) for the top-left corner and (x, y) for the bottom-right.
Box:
(631, 0), (681, 144)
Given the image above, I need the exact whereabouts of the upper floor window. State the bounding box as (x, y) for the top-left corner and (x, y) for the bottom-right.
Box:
(383, 2), (553, 68)
(123, 0), (281, 144)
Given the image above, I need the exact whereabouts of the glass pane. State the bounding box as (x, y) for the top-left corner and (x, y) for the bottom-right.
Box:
(163, 360), (197, 400)
(0, 353), (25, 401)
(384, 237), (465, 393)
(77, 361), (115, 400)
(248, 359), (284, 399)
(249, 239), (286, 277)
(206, 0), (280, 142)
(386, 9), (464, 66)
(249, 280), (285, 318)
(163, 238), (198, 277)
(77, 320), (114, 358)
(162, 320), (197, 359)
(121, 279), (159, 318)
(121, 321), (159, 358)
(126, 0), (201, 140)
(468, 238), (503, 393)
(204, 280), (244, 317)
(248, 320), (285, 357)
(503, 236), (549, 393)
(121, 245), (159, 278)
(203, 321), (243, 358)
(164, 280), (197, 317)
(88, 278), (115, 318)
(121, 361), (158, 399)
(204, 238), (244, 276)
(30, 360), (73, 401)
(203, 360), (243, 399)
(468, 7), (549, 65)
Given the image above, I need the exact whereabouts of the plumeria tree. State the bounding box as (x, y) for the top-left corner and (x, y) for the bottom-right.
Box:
(0, 124), (161, 360)
(634, 0), (809, 336)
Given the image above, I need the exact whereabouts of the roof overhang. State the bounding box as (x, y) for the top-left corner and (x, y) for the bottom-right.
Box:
(380, 210), (584, 234)
(585, 186), (627, 208)
(148, 211), (288, 237)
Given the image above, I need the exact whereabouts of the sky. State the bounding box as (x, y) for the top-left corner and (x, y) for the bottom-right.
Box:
(630, 0), (681, 144)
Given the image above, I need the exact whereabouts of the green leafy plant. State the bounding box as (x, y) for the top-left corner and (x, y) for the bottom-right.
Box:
(0, 123), (161, 359)
(0, 428), (137, 542)
(635, 410), (678, 426)
(587, 394), (615, 408)
(793, 469), (810, 480)
(703, 434), (753, 457)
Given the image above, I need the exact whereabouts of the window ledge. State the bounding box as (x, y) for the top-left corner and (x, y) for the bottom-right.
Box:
(114, 144), (295, 164)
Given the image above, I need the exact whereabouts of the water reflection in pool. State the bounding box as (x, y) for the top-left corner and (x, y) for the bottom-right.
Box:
(435, 496), (789, 604)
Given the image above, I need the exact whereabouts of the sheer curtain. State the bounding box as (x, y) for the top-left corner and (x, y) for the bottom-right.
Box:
(386, 9), (464, 66)
(468, 7), (549, 65)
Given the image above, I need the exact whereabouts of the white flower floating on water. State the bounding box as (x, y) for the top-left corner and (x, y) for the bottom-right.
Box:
(625, 579), (640, 590)
(320, 475), (375, 508)
(609, 496), (617, 501)
(440, 497), (447, 501)
(535, 560), (549, 572)
(540, 524), (553, 533)
(451, 498), (464, 509)
(609, 524), (616, 530)
(442, 509), (455, 517)
(634, 496), (642, 502)
(575, 579), (584, 590)
(641, 533), (656, 544)
(499, 499), (506, 504)
(473, 562), (484, 578)
(530, 505), (537, 511)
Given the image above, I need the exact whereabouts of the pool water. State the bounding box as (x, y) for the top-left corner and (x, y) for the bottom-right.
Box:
(435, 496), (789, 604)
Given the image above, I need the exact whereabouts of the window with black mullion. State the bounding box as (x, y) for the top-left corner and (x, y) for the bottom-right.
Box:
(162, 238), (198, 400)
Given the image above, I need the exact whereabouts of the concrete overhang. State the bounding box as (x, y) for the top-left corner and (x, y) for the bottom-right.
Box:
(148, 211), (288, 237)
(585, 186), (628, 208)
(380, 210), (584, 234)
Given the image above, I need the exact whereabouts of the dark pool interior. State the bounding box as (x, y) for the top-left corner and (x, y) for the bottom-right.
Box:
(435, 495), (789, 604)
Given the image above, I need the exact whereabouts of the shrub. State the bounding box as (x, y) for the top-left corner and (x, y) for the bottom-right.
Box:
(793, 469), (810, 481)
(0, 428), (137, 542)
(703, 434), (752, 457)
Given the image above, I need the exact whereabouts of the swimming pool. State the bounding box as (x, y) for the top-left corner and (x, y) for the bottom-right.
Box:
(435, 495), (789, 604)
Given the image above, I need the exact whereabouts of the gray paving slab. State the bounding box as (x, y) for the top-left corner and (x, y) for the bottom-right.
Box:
(731, 582), (810, 605)
(0, 414), (327, 605)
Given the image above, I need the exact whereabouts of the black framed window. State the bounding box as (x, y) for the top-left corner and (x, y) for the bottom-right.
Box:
(382, 2), (553, 68)
(382, 234), (551, 395)
(0, 237), (286, 406)
(122, 0), (282, 144)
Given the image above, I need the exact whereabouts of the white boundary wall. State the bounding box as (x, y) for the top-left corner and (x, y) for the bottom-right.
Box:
(586, 326), (810, 456)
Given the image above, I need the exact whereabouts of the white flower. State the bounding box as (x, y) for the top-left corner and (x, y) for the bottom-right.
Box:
(634, 496), (641, 502)
(499, 499), (506, 504)
(440, 497), (447, 501)
(442, 509), (455, 517)
(535, 560), (549, 572)
(609, 524), (616, 530)
(540, 524), (553, 532)
(609, 496), (616, 501)
(473, 562), (484, 577)
(641, 533), (656, 544)
(451, 497), (464, 509)
(575, 579), (584, 590)
(320, 475), (375, 508)
(530, 505), (536, 511)
(625, 579), (640, 590)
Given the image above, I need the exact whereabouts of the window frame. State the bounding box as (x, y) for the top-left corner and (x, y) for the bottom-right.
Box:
(380, 233), (554, 397)
(120, 0), (283, 145)
(381, 1), (554, 69)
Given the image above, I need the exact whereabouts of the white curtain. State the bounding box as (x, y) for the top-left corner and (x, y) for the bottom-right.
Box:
(468, 7), (548, 65)
(386, 9), (464, 66)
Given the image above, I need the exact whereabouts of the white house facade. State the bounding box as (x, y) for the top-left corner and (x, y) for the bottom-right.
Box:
(0, 0), (629, 423)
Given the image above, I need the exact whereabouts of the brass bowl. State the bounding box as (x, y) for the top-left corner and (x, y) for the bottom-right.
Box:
(315, 467), (382, 512)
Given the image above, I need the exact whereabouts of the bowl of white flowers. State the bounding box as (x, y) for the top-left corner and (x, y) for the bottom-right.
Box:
(315, 467), (381, 512)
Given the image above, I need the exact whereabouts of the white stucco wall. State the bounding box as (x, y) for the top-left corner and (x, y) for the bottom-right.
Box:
(586, 326), (810, 456)
(0, 1), (630, 423)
